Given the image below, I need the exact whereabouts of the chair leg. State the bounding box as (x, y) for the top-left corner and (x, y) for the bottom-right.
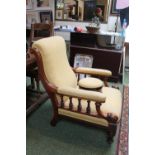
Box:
(30, 77), (35, 89)
(50, 106), (59, 126)
(107, 124), (117, 144)
(50, 113), (59, 126)
(49, 97), (59, 126)
(35, 77), (40, 92)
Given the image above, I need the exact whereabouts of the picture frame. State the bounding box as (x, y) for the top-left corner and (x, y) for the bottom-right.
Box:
(26, 0), (32, 10)
(56, 0), (64, 9)
(56, 9), (63, 20)
(110, 0), (120, 15)
(34, 0), (50, 10)
(40, 11), (53, 23)
(74, 54), (93, 79)
(74, 54), (93, 68)
(26, 12), (40, 28)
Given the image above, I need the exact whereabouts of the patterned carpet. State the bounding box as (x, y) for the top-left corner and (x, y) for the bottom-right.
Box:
(117, 85), (129, 155)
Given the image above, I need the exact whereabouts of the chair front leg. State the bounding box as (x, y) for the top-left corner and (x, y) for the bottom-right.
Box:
(50, 112), (58, 126)
(95, 103), (118, 143)
(106, 113), (118, 143)
(49, 95), (59, 126)
(107, 123), (117, 144)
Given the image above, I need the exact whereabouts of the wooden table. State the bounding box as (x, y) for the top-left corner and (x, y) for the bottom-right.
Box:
(26, 53), (48, 116)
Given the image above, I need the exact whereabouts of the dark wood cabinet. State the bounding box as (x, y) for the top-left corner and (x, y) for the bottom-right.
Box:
(69, 32), (123, 82)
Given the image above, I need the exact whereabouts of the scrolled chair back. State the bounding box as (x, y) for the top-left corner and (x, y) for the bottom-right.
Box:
(32, 36), (77, 88)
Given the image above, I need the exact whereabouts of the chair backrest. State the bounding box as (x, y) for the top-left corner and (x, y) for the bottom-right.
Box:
(32, 36), (77, 88)
(30, 23), (53, 46)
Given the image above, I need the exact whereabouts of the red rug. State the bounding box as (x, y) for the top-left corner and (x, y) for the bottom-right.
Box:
(117, 85), (129, 155)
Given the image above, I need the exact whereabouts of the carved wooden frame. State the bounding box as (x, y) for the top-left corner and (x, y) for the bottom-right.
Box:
(30, 47), (121, 143)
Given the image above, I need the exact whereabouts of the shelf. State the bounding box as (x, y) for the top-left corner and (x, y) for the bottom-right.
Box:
(27, 8), (51, 12)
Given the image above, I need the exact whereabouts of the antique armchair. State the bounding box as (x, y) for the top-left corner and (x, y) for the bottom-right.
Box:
(30, 36), (122, 143)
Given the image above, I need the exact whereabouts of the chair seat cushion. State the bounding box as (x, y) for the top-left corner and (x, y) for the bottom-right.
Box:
(58, 87), (122, 125)
(78, 77), (103, 89)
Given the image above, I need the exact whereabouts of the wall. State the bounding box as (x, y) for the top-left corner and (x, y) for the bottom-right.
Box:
(26, 0), (55, 29)
(54, 16), (121, 40)
(50, 0), (121, 40)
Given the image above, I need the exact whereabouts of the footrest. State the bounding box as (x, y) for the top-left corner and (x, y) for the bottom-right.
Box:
(78, 77), (103, 90)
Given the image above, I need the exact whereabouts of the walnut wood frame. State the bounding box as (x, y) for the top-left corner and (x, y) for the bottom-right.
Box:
(30, 47), (121, 143)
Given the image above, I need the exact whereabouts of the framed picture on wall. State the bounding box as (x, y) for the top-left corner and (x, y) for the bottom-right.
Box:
(26, 0), (32, 9)
(56, 0), (64, 9)
(40, 11), (53, 23)
(26, 12), (40, 28)
(110, 0), (120, 15)
(34, 0), (50, 10)
(56, 9), (63, 20)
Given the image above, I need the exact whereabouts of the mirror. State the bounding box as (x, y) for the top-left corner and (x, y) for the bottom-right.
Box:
(55, 0), (110, 23)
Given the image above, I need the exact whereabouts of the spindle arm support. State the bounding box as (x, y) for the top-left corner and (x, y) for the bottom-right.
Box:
(57, 86), (106, 103)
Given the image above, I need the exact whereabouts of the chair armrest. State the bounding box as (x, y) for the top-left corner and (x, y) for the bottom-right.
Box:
(74, 67), (112, 77)
(57, 87), (106, 103)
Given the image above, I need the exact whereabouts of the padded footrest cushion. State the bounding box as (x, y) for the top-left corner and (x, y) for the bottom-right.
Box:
(78, 77), (103, 89)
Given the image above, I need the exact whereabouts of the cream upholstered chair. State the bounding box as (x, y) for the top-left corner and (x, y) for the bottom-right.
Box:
(30, 36), (122, 143)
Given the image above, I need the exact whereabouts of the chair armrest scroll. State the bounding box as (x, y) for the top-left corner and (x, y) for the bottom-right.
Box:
(74, 67), (112, 77)
(57, 87), (106, 103)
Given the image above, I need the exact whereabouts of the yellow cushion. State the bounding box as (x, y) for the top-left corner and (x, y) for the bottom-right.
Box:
(78, 77), (103, 89)
(100, 87), (122, 120)
(32, 36), (77, 88)
(58, 87), (122, 123)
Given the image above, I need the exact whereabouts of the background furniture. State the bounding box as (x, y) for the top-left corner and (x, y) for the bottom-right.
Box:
(29, 23), (54, 46)
(31, 36), (122, 143)
(26, 53), (48, 116)
(26, 23), (53, 116)
(69, 32), (124, 82)
(27, 23), (54, 90)
(26, 0), (53, 29)
(55, 0), (110, 23)
(124, 42), (129, 69)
